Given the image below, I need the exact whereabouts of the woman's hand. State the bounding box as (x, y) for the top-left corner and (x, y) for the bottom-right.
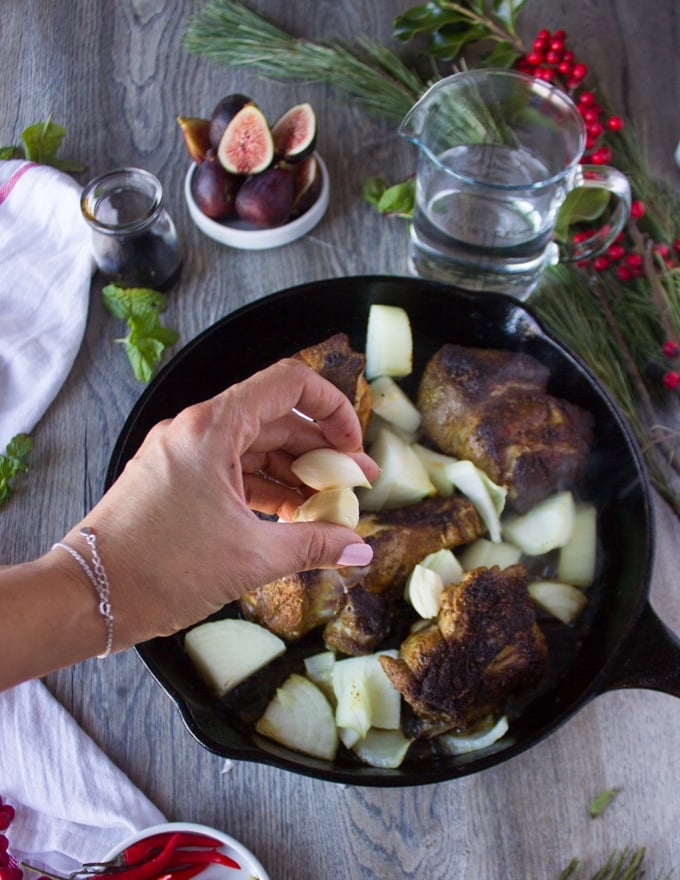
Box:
(59, 358), (379, 647)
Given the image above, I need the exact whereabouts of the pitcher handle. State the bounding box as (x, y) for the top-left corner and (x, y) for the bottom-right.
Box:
(560, 164), (632, 263)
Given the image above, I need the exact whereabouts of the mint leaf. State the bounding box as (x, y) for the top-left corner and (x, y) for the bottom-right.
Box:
(21, 117), (66, 164)
(0, 145), (22, 160)
(104, 283), (178, 382)
(363, 175), (415, 218)
(102, 284), (167, 320)
(0, 433), (33, 511)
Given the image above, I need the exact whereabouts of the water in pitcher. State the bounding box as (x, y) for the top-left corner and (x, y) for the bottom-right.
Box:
(410, 143), (562, 295)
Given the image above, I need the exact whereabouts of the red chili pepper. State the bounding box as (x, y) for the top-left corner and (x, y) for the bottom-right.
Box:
(166, 851), (240, 872)
(123, 834), (223, 866)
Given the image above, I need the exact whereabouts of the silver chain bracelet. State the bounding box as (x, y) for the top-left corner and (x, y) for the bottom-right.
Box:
(52, 527), (114, 659)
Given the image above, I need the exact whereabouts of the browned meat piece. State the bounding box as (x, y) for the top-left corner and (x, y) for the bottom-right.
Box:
(380, 565), (547, 735)
(240, 494), (483, 654)
(293, 332), (372, 432)
(417, 344), (593, 512)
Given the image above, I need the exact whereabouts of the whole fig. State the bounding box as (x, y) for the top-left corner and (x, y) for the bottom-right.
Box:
(235, 166), (294, 228)
(191, 151), (241, 220)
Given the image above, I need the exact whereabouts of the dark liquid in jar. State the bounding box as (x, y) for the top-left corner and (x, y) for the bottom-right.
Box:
(93, 186), (182, 289)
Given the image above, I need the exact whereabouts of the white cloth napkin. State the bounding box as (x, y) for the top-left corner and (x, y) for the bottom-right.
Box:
(0, 159), (94, 449)
(0, 678), (166, 873)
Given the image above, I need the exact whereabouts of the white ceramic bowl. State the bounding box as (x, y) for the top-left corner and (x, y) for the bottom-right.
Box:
(184, 153), (329, 250)
(102, 821), (270, 880)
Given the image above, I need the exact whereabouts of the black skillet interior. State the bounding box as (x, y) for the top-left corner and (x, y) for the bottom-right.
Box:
(106, 275), (653, 786)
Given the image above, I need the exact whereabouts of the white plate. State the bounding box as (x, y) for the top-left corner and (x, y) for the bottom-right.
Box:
(102, 821), (270, 880)
(184, 154), (329, 250)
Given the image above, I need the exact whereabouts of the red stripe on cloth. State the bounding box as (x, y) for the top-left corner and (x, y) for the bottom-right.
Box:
(0, 161), (38, 206)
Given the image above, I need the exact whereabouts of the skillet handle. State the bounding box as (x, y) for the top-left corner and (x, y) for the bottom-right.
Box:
(600, 602), (680, 697)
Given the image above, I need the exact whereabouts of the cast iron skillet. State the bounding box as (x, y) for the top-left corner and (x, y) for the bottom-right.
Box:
(106, 275), (680, 786)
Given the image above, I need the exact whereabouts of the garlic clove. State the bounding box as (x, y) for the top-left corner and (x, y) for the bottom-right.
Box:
(293, 487), (360, 528)
(291, 447), (372, 491)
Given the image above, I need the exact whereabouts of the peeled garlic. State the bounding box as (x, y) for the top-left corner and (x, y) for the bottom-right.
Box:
(293, 488), (360, 528)
(291, 448), (371, 491)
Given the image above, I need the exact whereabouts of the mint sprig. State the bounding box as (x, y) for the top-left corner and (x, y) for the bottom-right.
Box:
(0, 115), (84, 172)
(0, 434), (33, 510)
(102, 284), (179, 383)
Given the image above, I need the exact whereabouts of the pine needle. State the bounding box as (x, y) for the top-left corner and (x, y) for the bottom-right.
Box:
(559, 847), (674, 880)
(183, 0), (427, 121)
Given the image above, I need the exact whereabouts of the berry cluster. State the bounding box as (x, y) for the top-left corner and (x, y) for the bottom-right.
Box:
(0, 798), (22, 880)
(645, 342), (680, 390)
(515, 28), (622, 165)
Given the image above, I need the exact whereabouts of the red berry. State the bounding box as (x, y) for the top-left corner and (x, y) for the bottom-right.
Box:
(0, 868), (22, 880)
(607, 115), (624, 131)
(578, 91), (597, 106)
(630, 200), (646, 219)
(0, 807), (14, 832)
(626, 252), (643, 269)
(593, 255), (610, 271)
(607, 244), (625, 261)
(663, 371), (680, 389)
(587, 120), (604, 138)
(572, 62), (588, 80)
(572, 230), (590, 244)
(662, 341), (680, 358)
(675, 238), (680, 254)
(0, 855), (9, 869)
(533, 37), (549, 52)
(546, 49), (562, 64)
(590, 146), (612, 164)
(557, 60), (573, 76)
(0, 840), (7, 855)
(552, 29), (567, 40)
(563, 50), (575, 62)
(536, 28), (551, 40)
(535, 67), (555, 81)
(527, 50), (544, 66)
(616, 265), (633, 282)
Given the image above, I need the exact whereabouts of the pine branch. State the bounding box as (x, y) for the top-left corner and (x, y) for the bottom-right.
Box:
(183, 0), (427, 121)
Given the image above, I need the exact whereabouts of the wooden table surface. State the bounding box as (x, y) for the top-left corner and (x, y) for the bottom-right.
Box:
(3, 1), (680, 877)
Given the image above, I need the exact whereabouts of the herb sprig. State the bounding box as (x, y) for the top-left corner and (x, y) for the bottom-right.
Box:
(0, 434), (33, 511)
(102, 284), (179, 383)
(0, 115), (83, 172)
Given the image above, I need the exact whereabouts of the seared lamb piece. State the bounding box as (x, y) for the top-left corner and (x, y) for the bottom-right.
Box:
(380, 564), (547, 735)
(240, 494), (483, 655)
(293, 332), (372, 433)
(417, 344), (593, 512)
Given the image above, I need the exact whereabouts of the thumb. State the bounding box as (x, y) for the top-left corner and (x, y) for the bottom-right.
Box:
(255, 519), (373, 580)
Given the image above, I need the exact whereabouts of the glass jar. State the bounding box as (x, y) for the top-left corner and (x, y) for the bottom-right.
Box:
(80, 168), (182, 289)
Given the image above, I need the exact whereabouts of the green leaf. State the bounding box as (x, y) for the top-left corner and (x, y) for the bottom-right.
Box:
(554, 187), (611, 241)
(484, 40), (521, 67)
(588, 787), (620, 818)
(363, 175), (415, 218)
(393, 2), (471, 42)
(21, 117), (66, 164)
(105, 286), (179, 383)
(493, 0), (527, 32)
(102, 283), (167, 320)
(0, 433), (33, 511)
(0, 145), (22, 160)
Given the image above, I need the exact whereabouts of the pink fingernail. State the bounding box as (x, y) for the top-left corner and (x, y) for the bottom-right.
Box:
(336, 543), (373, 566)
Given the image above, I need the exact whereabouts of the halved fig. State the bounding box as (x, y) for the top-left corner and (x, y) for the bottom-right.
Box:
(177, 116), (211, 164)
(291, 154), (322, 217)
(272, 102), (317, 162)
(208, 93), (252, 149)
(191, 151), (241, 220)
(235, 165), (294, 228)
(217, 103), (274, 175)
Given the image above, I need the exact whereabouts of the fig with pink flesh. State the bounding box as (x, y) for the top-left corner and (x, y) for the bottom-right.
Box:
(235, 165), (294, 228)
(208, 93), (252, 149)
(217, 103), (274, 175)
(191, 151), (241, 220)
(271, 102), (317, 162)
(177, 116), (211, 164)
